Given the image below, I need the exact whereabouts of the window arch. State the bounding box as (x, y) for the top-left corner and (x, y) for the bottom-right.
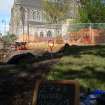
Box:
(33, 11), (36, 19)
(47, 30), (52, 37)
(37, 10), (40, 21)
(40, 31), (44, 37)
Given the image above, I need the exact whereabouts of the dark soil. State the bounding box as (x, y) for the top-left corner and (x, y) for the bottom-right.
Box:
(0, 59), (59, 105)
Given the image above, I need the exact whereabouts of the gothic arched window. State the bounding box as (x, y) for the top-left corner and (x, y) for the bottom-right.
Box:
(37, 10), (40, 21)
(40, 31), (44, 37)
(33, 11), (36, 20)
(47, 30), (52, 37)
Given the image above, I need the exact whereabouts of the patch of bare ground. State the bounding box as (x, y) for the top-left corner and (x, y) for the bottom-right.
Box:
(0, 58), (59, 105)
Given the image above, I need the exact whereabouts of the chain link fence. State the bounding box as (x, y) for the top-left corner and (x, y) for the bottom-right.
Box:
(25, 23), (105, 45)
(1, 23), (105, 61)
(64, 23), (105, 45)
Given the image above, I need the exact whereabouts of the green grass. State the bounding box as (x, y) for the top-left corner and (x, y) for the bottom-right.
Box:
(47, 45), (105, 90)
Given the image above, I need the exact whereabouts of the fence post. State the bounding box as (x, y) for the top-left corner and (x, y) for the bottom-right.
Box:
(90, 23), (94, 44)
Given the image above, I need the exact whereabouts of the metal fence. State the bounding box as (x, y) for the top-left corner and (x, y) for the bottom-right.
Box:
(14, 23), (105, 45)
(25, 23), (105, 45)
(0, 23), (105, 62)
(64, 23), (105, 45)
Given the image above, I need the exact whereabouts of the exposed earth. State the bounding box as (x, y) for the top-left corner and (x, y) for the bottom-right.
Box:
(0, 58), (59, 105)
(0, 44), (105, 105)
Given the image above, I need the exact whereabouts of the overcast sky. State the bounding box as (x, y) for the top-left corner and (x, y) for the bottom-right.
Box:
(0, 0), (14, 33)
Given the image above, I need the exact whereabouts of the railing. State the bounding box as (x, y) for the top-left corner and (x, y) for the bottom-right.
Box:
(64, 23), (105, 45)
(18, 23), (105, 45)
(1, 23), (105, 62)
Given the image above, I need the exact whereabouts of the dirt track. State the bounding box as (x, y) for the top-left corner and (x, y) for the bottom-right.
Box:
(0, 58), (59, 105)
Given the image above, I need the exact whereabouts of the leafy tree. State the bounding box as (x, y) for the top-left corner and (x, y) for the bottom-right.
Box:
(43, 0), (69, 24)
(79, 0), (105, 23)
(2, 33), (17, 44)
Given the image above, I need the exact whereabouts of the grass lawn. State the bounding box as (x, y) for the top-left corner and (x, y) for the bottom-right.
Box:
(47, 45), (105, 90)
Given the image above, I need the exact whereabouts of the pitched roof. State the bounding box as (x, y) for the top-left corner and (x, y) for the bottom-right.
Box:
(15, 0), (42, 9)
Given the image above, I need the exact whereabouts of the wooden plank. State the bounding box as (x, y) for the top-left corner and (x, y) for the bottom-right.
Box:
(32, 80), (80, 105)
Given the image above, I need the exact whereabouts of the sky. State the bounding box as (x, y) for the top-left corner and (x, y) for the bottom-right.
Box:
(0, 0), (14, 34)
